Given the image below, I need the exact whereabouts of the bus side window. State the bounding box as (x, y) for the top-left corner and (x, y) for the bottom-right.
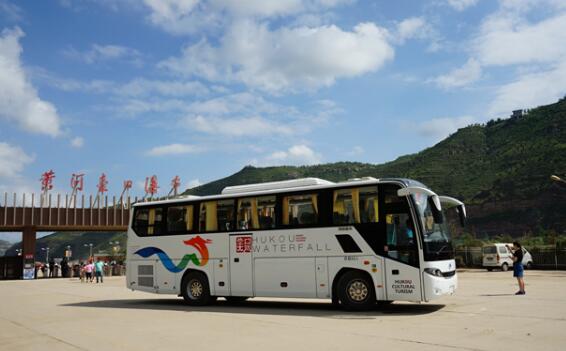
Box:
(385, 213), (417, 266)
(333, 186), (379, 225)
(217, 200), (234, 231)
(200, 201), (235, 232)
(237, 196), (276, 230)
(200, 202), (217, 232)
(282, 193), (318, 226)
(148, 207), (164, 235)
(258, 196), (276, 229)
(359, 186), (379, 223)
(133, 208), (149, 236)
(333, 189), (358, 225)
(167, 205), (193, 233)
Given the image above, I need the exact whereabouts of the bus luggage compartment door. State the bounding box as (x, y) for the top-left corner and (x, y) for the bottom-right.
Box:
(229, 234), (254, 297)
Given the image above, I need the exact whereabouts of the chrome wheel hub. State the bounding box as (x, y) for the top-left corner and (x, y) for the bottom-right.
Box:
(189, 280), (203, 298)
(348, 280), (368, 302)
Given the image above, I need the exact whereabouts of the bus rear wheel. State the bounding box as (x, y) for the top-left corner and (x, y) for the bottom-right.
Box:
(501, 263), (509, 272)
(337, 271), (375, 311)
(181, 271), (214, 306)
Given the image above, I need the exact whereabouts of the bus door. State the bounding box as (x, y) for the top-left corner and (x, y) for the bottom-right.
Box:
(383, 213), (422, 302)
(229, 233), (254, 297)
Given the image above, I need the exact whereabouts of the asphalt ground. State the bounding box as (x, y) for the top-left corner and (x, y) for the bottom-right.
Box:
(0, 270), (565, 351)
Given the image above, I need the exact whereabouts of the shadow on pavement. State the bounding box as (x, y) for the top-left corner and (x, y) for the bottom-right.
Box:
(61, 298), (444, 318)
(479, 294), (515, 297)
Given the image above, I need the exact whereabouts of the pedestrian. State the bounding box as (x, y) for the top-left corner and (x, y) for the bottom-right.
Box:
(61, 258), (68, 278)
(79, 262), (85, 282)
(48, 258), (55, 278)
(94, 258), (104, 283)
(507, 242), (526, 295)
(85, 260), (94, 282)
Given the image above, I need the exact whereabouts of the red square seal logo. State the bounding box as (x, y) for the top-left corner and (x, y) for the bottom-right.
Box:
(236, 236), (252, 253)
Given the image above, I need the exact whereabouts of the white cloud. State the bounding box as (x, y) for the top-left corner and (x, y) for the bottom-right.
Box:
(70, 137), (84, 148)
(146, 143), (203, 156)
(183, 115), (294, 137)
(116, 78), (209, 97)
(63, 44), (143, 65)
(143, 0), (221, 35)
(160, 20), (394, 93)
(413, 116), (476, 140)
(488, 62), (566, 117)
(142, 0), (352, 34)
(0, 27), (62, 137)
(0, 142), (34, 178)
(499, 0), (566, 13)
(0, 0), (22, 21)
(395, 17), (429, 43)
(446, 0), (478, 11)
(432, 58), (482, 88)
(346, 146), (364, 156)
(473, 12), (566, 66)
(264, 144), (322, 166)
(185, 179), (201, 188)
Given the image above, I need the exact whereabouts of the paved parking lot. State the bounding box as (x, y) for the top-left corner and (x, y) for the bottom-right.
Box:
(1, 270), (565, 351)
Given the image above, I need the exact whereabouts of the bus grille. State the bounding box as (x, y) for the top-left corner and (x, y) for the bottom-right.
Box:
(138, 277), (154, 287)
(138, 265), (153, 275)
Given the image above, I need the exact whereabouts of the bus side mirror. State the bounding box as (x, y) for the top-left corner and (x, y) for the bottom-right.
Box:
(457, 204), (466, 227)
(429, 196), (443, 224)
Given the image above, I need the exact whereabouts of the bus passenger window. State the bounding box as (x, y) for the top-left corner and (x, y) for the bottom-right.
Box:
(133, 208), (149, 236)
(333, 189), (358, 225)
(237, 198), (257, 230)
(333, 186), (379, 225)
(237, 196), (275, 230)
(217, 200), (235, 232)
(283, 194), (318, 226)
(200, 202), (217, 232)
(167, 205), (193, 233)
(147, 207), (163, 235)
(258, 196), (276, 229)
(359, 186), (379, 223)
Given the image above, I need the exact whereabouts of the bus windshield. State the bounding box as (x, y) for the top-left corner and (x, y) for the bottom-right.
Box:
(413, 194), (454, 261)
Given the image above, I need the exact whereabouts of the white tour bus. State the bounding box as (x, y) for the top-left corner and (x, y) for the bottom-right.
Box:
(126, 177), (466, 310)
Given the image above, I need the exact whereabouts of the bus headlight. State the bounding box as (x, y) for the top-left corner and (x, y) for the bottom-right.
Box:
(424, 268), (444, 277)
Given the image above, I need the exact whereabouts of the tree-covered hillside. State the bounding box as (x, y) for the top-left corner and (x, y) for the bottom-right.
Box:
(5, 232), (126, 261)
(186, 98), (566, 237)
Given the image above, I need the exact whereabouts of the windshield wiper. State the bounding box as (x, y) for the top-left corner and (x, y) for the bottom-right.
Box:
(435, 245), (447, 255)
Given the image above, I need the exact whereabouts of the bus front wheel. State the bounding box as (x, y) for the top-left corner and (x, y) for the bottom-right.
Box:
(181, 271), (214, 306)
(337, 271), (376, 311)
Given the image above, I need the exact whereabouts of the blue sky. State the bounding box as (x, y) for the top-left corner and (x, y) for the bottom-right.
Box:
(1, 0), (566, 221)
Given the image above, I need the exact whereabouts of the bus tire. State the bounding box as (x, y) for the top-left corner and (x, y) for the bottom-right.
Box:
(486, 268), (493, 272)
(225, 296), (249, 303)
(181, 271), (213, 306)
(526, 262), (533, 270)
(337, 271), (376, 311)
(501, 263), (509, 272)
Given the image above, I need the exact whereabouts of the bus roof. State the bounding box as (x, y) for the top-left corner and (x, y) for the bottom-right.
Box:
(133, 177), (428, 207)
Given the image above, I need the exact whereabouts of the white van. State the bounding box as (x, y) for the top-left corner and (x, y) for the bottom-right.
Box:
(482, 243), (533, 271)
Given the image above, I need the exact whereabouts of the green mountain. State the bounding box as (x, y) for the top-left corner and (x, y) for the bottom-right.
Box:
(186, 98), (566, 237)
(5, 232), (126, 261)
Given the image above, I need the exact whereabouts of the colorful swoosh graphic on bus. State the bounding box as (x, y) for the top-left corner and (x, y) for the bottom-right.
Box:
(134, 236), (212, 273)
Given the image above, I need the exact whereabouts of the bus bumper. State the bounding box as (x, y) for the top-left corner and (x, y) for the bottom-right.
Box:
(423, 273), (457, 301)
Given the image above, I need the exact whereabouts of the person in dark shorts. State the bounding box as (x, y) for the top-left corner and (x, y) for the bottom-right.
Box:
(507, 242), (525, 295)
